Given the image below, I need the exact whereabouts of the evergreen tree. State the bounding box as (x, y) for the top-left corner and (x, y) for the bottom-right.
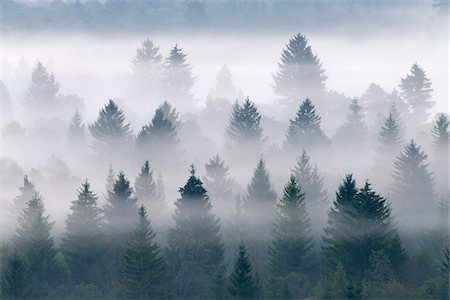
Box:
(323, 176), (406, 280)
(333, 99), (368, 146)
(122, 205), (165, 299)
(203, 154), (233, 218)
(159, 100), (181, 128)
(155, 172), (166, 205)
(0, 250), (30, 299)
(129, 39), (163, 100)
(105, 165), (115, 194)
(160, 44), (195, 111)
(61, 180), (104, 284)
(9, 175), (36, 228)
(399, 63), (434, 124)
(228, 195), (248, 244)
(273, 34), (326, 108)
(267, 175), (313, 280)
(68, 109), (86, 146)
(360, 83), (390, 128)
(88, 99), (132, 155)
(378, 112), (402, 151)
(284, 98), (329, 151)
(225, 97), (265, 161)
(166, 166), (225, 299)
(14, 194), (62, 298)
(135, 160), (165, 219)
(229, 242), (258, 299)
(211, 64), (237, 100)
(292, 150), (328, 234)
(431, 113), (449, 194)
(432, 113), (449, 148)
(391, 140), (435, 228)
(26, 61), (60, 114)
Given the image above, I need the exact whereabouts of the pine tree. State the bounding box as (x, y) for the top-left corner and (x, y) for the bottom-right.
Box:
(333, 99), (368, 146)
(378, 112), (402, 152)
(160, 44), (195, 111)
(225, 97), (265, 161)
(292, 150), (328, 232)
(229, 242), (258, 299)
(14, 194), (62, 298)
(135, 160), (164, 217)
(203, 154), (233, 218)
(122, 205), (165, 299)
(431, 113), (449, 195)
(166, 165), (225, 299)
(273, 34), (326, 108)
(323, 176), (406, 280)
(159, 100), (181, 128)
(245, 158), (277, 216)
(68, 109), (86, 146)
(88, 99), (132, 155)
(9, 175), (36, 228)
(129, 39), (163, 100)
(0, 250), (30, 299)
(61, 180), (104, 284)
(399, 63), (434, 124)
(284, 98), (329, 151)
(26, 61), (60, 113)
(267, 175), (313, 278)
(391, 140), (435, 228)
(211, 64), (237, 100)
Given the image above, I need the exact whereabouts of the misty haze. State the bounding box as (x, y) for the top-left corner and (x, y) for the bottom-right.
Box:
(0, 1), (448, 299)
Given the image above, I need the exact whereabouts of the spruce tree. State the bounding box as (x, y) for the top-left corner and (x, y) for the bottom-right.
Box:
(292, 150), (328, 233)
(105, 165), (115, 194)
(159, 100), (181, 128)
(160, 44), (195, 111)
(284, 98), (329, 151)
(61, 180), (104, 284)
(166, 166), (225, 299)
(9, 175), (36, 228)
(88, 99), (132, 155)
(68, 109), (86, 146)
(391, 140), (435, 228)
(0, 250), (30, 299)
(267, 175), (313, 278)
(431, 113), (449, 195)
(399, 63), (434, 124)
(229, 242), (258, 299)
(432, 113), (450, 147)
(129, 39), (163, 100)
(135, 160), (165, 218)
(14, 194), (62, 298)
(273, 34), (326, 107)
(225, 97), (265, 161)
(122, 205), (165, 299)
(26, 61), (60, 113)
(333, 99), (368, 146)
(203, 154), (233, 217)
(378, 112), (402, 152)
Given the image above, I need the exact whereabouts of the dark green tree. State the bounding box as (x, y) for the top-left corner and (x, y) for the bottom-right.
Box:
(399, 63), (434, 124)
(229, 242), (258, 299)
(135, 160), (164, 216)
(14, 194), (62, 298)
(391, 140), (435, 229)
(122, 205), (165, 299)
(166, 166), (225, 299)
(88, 99), (132, 155)
(68, 109), (87, 146)
(273, 34), (326, 108)
(333, 99), (368, 146)
(284, 98), (329, 151)
(160, 44), (195, 111)
(0, 250), (30, 299)
(61, 180), (104, 284)
(225, 97), (265, 161)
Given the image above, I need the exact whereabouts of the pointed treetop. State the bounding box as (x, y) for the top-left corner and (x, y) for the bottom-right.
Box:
(189, 164), (196, 176)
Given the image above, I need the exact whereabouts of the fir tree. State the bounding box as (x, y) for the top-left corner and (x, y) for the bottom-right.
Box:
(391, 140), (435, 228)
(160, 44), (195, 111)
(155, 172), (166, 205)
(273, 34), (326, 107)
(122, 205), (165, 299)
(229, 242), (258, 299)
(26, 61), (60, 113)
(129, 39), (163, 100)
(245, 158), (277, 215)
(284, 98), (329, 151)
(378, 112), (402, 152)
(9, 175), (36, 228)
(14, 194), (62, 298)
(431, 113), (449, 195)
(68, 109), (86, 146)
(225, 97), (265, 161)
(166, 165), (225, 299)
(203, 154), (233, 217)
(0, 250), (30, 300)
(399, 63), (434, 124)
(292, 150), (328, 232)
(267, 175), (313, 278)
(159, 100), (181, 128)
(61, 180), (104, 284)
(88, 99), (132, 155)
(432, 113), (449, 148)
(333, 99), (368, 146)
(105, 165), (115, 194)
(211, 64), (237, 100)
(135, 160), (165, 217)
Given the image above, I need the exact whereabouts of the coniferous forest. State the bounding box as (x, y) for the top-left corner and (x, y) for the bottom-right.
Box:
(0, 1), (449, 299)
